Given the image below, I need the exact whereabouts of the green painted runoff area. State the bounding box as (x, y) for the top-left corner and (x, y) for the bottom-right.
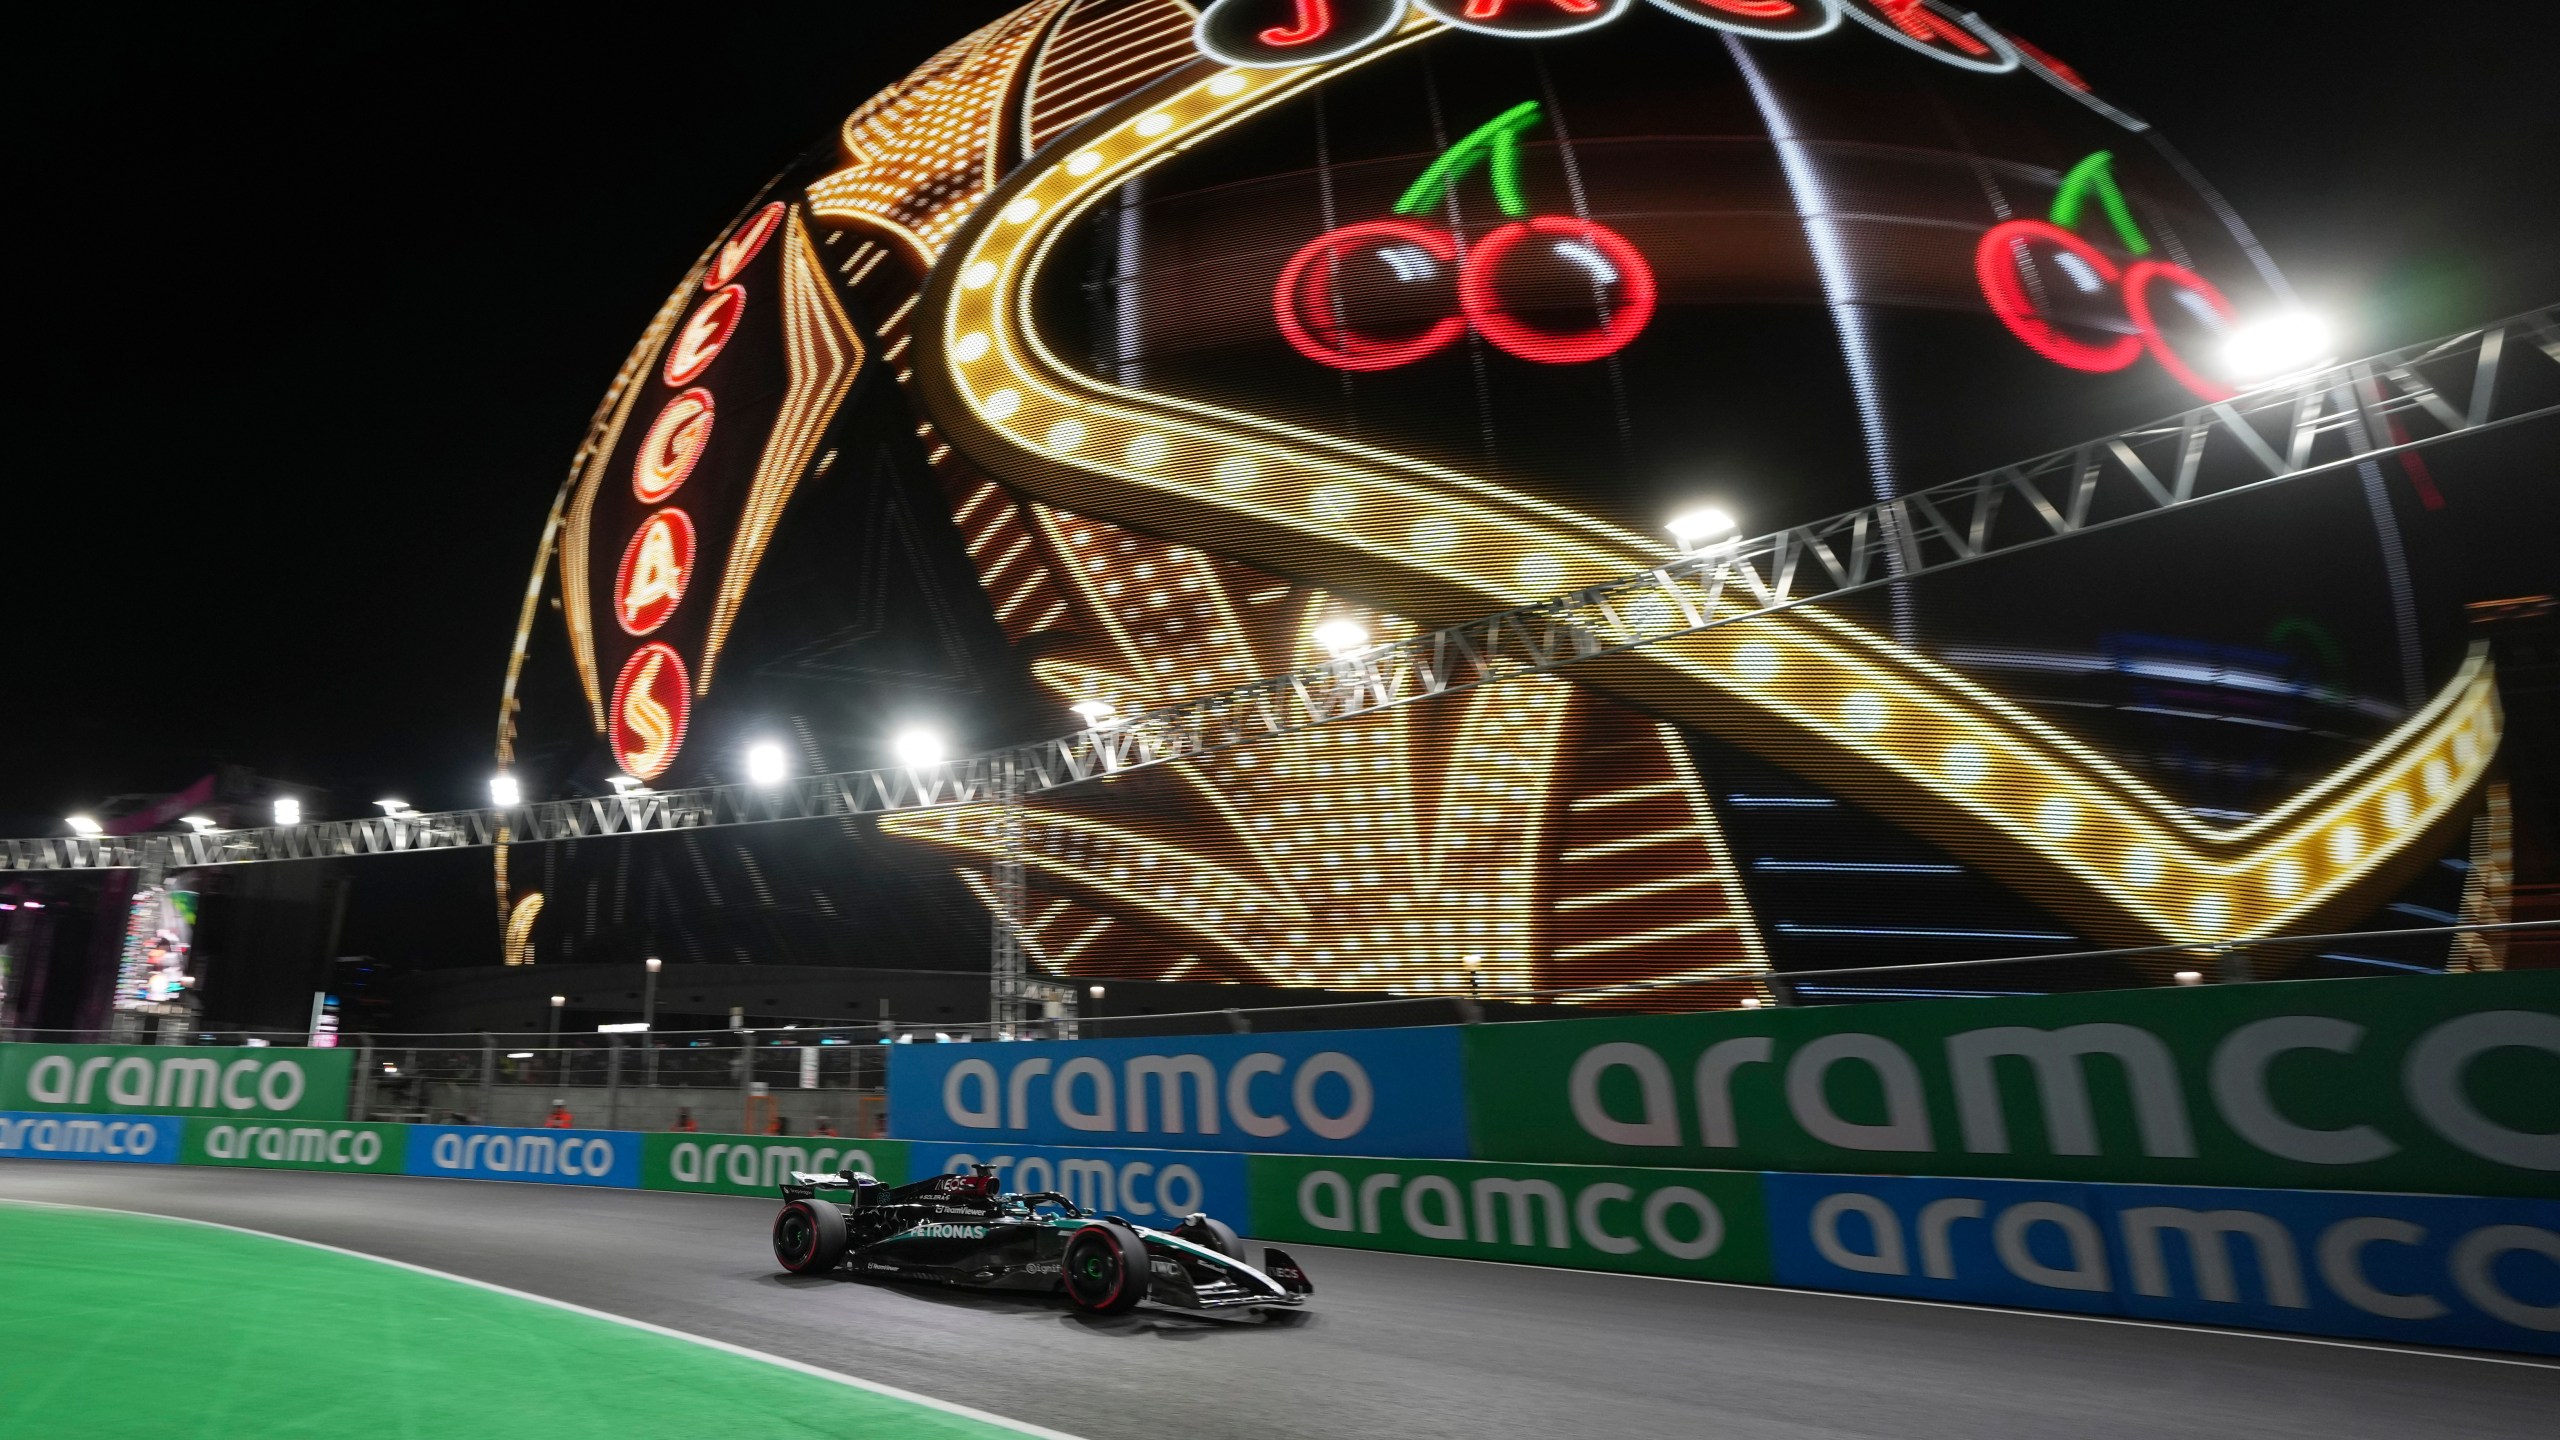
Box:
(0, 1204), (1035, 1440)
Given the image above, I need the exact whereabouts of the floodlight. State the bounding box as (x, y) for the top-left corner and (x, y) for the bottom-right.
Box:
(1070, 699), (1118, 725)
(645, 957), (662, 973)
(892, 728), (949, 767)
(606, 774), (646, 796)
(1740, 996), (1763, 1009)
(2174, 970), (2205, 986)
(745, 741), (789, 786)
(1313, 619), (1372, 658)
(490, 774), (522, 807)
(2223, 312), (2335, 382)
(66, 815), (103, 836)
(180, 815), (215, 833)
(374, 799), (411, 818)
(1665, 505), (1739, 553)
(1089, 985), (1107, 1000)
(273, 798), (302, 827)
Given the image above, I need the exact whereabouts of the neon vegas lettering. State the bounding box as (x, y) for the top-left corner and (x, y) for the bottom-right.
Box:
(611, 641), (691, 780)
(615, 507), (697, 636)
(601, 201), (782, 779)
(1199, 0), (2061, 65)
(1274, 101), (1657, 370)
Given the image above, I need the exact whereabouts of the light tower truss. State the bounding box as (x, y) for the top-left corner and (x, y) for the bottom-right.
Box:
(9, 310), (2552, 895)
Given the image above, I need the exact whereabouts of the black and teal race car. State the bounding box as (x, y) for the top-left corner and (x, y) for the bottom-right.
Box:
(771, 1165), (1312, 1317)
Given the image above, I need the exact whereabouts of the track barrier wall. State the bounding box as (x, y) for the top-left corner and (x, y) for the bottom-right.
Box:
(643, 1134), (909, 1195)
(184, 1119), (407, 1174)
(0, 1044), (349, 1121)
(907, 1139), (1251, 1228)
(889, 973), (2560, 1197)
(887, 1026), (1470, 1156)
(404, 1125), (640, 1188)
(4, 976), (2553, 1353)
(3, 1115), (2553, 1353)
(0, 1111), (182, 1164)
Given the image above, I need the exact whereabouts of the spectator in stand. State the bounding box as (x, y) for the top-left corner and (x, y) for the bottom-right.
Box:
(811, 1116), (840, 1138)
(670, 1107), (699, 1132)
(544, 1099), (574, 1128)
(769, 1114), (791, 1136)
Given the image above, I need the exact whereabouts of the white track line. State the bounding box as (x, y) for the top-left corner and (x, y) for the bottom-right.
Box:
(0, 1198), (1092, 1440)
(1273, 1239), (2560, 1371)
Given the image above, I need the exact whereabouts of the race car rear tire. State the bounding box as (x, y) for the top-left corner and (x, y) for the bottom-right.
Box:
(1176, 1214), (1244, 1261)
(773, 1199), (849, 1275)
(1061, 1221), (1151, 1314)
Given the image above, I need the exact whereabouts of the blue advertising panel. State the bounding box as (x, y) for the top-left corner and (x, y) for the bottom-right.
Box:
(403, 1126), (640, 1189)
(904, 1140), (1254, 1230)
(889, 1027), (1471, 1157)
(1765, 1173), (2560, 1355)
(0, 1110), (181, 1165)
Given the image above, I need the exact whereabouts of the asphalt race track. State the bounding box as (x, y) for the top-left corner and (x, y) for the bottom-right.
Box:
(3, 1164), (2549, 1438)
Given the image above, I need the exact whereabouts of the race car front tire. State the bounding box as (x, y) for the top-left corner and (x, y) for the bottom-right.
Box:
(1061, 1222), (1151, 1314)
(1175, 1214), (1244, 1261)
(773, 1199), (849, 1275)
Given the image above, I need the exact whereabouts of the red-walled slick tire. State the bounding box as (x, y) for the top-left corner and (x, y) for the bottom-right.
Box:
(772, 1199), (849, 1275)
(1061, 1222), (1151, 1314)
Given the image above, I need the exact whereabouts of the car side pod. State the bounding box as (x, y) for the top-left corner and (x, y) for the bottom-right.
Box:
(1263, 1248), (1313, 1295)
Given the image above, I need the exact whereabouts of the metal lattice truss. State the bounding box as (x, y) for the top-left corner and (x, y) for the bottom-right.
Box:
(11, 309), (2552, 880)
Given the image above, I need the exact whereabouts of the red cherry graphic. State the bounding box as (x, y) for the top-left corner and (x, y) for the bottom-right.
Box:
(2124, 258), (2239, 402)
(1974, 219), (2143, 374)
(1975, 153), (2247, 403)
(1271, 101), (1655, 373)
(1459, 216), (1657, 365)
(1275, 219), (1468, 372)
(1275, 215), (1656, 371)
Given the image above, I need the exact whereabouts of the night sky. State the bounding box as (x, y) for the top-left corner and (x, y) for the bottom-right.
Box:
(11, 3), (2556, 965)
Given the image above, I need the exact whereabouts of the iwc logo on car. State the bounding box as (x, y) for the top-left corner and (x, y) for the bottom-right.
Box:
(900, 1222), (990, 1241)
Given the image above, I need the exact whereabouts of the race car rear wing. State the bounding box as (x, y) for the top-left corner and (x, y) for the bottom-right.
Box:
(780, 1169), (879, 1201)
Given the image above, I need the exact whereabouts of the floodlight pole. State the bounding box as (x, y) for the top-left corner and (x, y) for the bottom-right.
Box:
(991, 753), (1028, 1035)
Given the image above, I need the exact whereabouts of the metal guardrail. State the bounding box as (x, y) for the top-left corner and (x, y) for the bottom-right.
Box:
(6, 310), (2551, 875)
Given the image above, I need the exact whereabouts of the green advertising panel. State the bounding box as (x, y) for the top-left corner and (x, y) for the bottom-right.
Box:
(0, 1044), (351, 1121)
(1466, 972), (2560, 1197)
(1247, 1153), (1769, 1283)
(641, 1133), (909, 1196)
(183, 1118), (407, 1174)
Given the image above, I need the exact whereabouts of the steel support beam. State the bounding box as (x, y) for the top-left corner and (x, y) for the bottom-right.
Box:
(8, 309), (2551, 875)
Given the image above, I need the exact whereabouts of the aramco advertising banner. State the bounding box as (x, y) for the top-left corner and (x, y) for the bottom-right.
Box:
(0, 1111), (183, 1164)
(404, 1125), (640, 1188)
(182, 1119), (407, 1175)
(1466, 973), (2560, 1197)
(888, 1027), (1470, 1157)
(643, 1134), (910, 1196)
(0, 1044), (350, 1121)
(1247, 1153), (1770, 1285)
(907, 1141), (1251, 1229)
(1760, 1173), (2560, 1356)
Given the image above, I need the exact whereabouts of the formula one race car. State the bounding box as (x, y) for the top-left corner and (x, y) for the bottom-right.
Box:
(771, 1165), (1312, 1317)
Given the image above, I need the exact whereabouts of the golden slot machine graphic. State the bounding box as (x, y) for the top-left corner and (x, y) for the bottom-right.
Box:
(494, 0), (2508, 1007)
